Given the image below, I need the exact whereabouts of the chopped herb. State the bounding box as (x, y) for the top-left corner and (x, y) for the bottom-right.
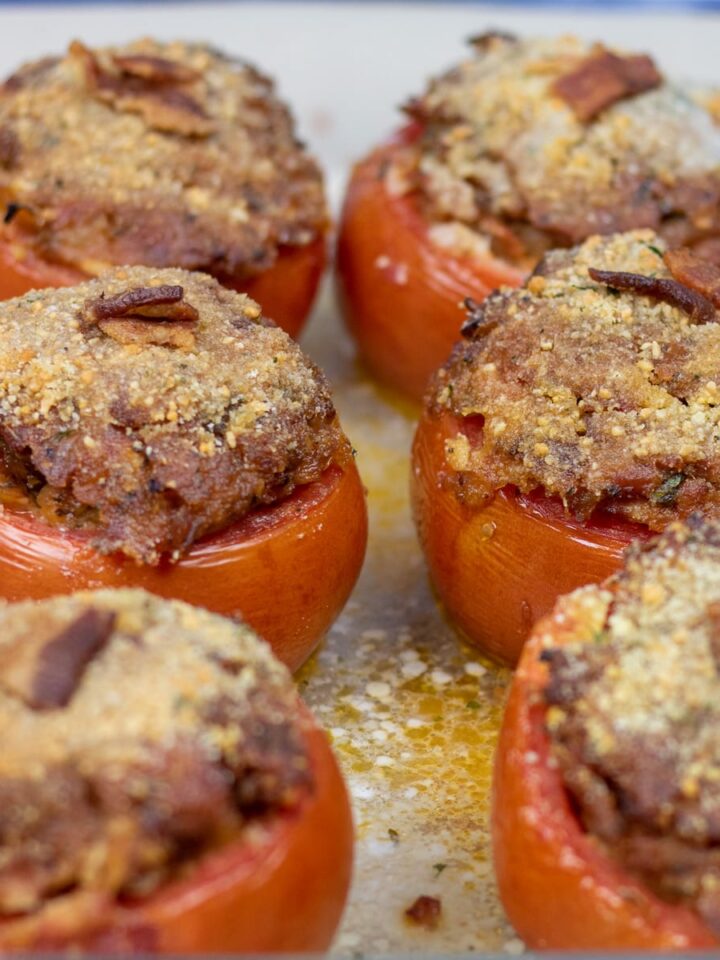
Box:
(433, 863), (447, 877)
(388, 828), (400, 844)
(651, 472), (685, 506)
(646, 244), (664, 258)
(466, 699), (481, 710)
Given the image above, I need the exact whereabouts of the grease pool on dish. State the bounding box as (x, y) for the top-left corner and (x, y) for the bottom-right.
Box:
(0, 39), (327, 337)
(0, 588), (352, 953)
(412, 229), (720, 664)
(337, 33), (720, 399)
(0, 268), (367, 671)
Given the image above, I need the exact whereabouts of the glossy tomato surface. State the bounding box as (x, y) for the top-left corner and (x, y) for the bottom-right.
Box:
(492, 594), (718, 949)
(0, 459), (368, 672)
(0, 229), (325, 339)
(0, 711), (354, 954)
(337, 129), (525, 401)
(411, 409), (648, 665)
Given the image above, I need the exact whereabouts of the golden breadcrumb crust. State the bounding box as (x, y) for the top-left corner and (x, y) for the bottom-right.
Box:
(0, 588), (310, 916)
(394, 35), (720, 267)
(0, 39), (325, 278)
(542, 517), (720, 932)
(433, 230), (720, 530)
(0, 266), (344, 563)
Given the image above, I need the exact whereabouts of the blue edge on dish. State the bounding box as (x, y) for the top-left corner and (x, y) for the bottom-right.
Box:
(0, 0), (718, 7)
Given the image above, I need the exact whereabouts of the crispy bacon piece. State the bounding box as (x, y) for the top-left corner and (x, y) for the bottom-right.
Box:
(588, 267), (717, 324)
(553, 49), (662, 122)
(70, 41), (213, 137)
(405, 895), (442, 930)
(88, 285), (199, 323)
(112, 54), (200, 85)
(83, 285), (200, 349)
(665, 248), (720, 309)
(0, 608), (115, 709)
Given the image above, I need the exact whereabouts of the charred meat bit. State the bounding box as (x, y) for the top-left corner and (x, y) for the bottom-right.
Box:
(468, 30), (518, 51)
(553, 49), (662, 122)
(665, 248), (720, 309)
(0, 608), (115, 710)
(461, 296), (500, 338)
(405, 895), (442, 930)
(588, 267), (717, 324)
(3, 203), (24, 225)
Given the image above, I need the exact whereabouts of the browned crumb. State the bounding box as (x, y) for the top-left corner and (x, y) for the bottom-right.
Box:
(0, 266), (345, 563)
(0, 39), (326, 278)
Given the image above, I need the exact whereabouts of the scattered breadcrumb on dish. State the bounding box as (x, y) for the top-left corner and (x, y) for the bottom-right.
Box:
(300, 292), (517, 953)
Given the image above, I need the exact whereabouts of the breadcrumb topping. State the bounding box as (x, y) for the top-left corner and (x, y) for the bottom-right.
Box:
(0, 266), (343, 563)
(0, 39), (325, 278)
(397, 35), (720, 266)
(433, 229), (720, 531)
(541, 517), (720, 932)
(0, 588), (310, 918)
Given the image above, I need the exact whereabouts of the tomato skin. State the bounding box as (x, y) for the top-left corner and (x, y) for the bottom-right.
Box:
(0, 230), (326, 339)
(492, 595), (718, 950)
(336, 130), (525, 402)
(0, 460), (367, 672)
(0, 709), (354, 954)
(411, 409), (648, 665)
(225, 236), (327, 339)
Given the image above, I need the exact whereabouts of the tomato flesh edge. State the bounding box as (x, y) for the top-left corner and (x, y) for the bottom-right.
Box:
(337, 127), (526, 401)
(492, 599), (719, 949)
(0, 709), (353, 953)
(411, 408), (648, 665)
(0, 229), (325, 339)
(0, 459), (368, 672)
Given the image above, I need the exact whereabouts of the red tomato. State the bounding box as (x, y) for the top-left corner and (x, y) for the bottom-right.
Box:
(0, 228), (326, 339)
(0, 457), (367, 672)
(492, 593), (718, 949)
(336, 129), (525, 401)
(0, 708), (354, 954)
(411, 408), (649, 665)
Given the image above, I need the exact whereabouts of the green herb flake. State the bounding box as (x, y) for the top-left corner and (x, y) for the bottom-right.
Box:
(433, 863), (447, 877)
(651, 472), (685, 506)
(388, 828), (400, 845)
(466, 700), (481, 710)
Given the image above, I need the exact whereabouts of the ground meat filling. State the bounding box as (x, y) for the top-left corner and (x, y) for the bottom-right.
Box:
(541, 518), (720, 933)
(432, 230), (720, 532)
(0, 589), (311, 920)
(0, 39), (325, 278)
(0, 266), (345, 564)
(391, 35), (720, 268)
